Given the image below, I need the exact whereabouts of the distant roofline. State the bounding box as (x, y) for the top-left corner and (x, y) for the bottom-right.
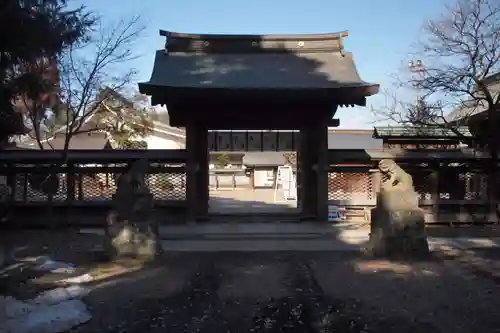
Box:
(373, 126), (472, 138)
(328, 129), (373, 135)
(159, 30), (349, 41)
(482, 71), (500, 86)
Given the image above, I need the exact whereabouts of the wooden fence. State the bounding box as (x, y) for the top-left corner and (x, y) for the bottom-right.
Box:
(0, 148), (498, 225)
(327, 149), (499, 224)
(0, 150), (187, 207)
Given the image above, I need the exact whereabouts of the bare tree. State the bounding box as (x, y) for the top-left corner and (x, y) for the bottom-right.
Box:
(373, 0), (500, 216)
(21, 15), (145, 152)
(12, 15), (144, 217)
(92, 88), (154, 149)
(373, 0), (500, 138)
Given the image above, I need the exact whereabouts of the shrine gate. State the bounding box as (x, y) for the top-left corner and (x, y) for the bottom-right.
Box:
(139, 30), (378, 222)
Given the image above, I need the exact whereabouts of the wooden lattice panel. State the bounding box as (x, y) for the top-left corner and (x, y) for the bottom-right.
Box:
(438, 169), (488, 201)
(460, 172), (487, 200)
(328, 172), (373, 201)
(148, 173), (186, 200)
(283, 152), (297, 165)
(12, 165), (187, 203)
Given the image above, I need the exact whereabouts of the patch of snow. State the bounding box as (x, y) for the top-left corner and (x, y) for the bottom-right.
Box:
(3, 298), (91, 333)
(59, 273), (94, 285)
(30, 286), (90, 306)
(33, 257), (76, 274)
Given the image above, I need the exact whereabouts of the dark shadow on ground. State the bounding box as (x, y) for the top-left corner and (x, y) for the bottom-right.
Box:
(2, 229), (500, 332)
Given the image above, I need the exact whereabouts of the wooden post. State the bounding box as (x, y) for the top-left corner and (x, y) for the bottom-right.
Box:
(197, 124), (209, 220)
(66, 162), (76, 223)
(23, 173), (28, 203)
(77, 174), (83, 201)
(186, 122), (209, 222)
(186, 123), (198, 223)
(297, 128), (308, 218)
(298, 126), (318, 220)
(316, 123), (329, 222)
(430, 163), (440, 224)
(250, 169), (255, 189)
(7, 164), (16, 205)
(371, 170), (381, 194)
(66, 163), (75, 203)
(371, 169), (381, 204)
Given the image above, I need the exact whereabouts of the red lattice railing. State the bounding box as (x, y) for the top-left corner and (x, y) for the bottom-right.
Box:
(328, 171), (374, 203)
(10, 163), (186, 204)
(327, 166), (492, 208)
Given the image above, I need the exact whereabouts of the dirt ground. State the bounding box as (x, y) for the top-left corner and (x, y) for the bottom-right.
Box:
(209, 188), (298, 214)
(2, 230), (500, 333)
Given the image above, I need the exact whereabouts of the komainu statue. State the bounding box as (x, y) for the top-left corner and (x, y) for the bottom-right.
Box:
(367, 159), (429, 258)
(378, 159), (413, 191)
(104, 159), (162, 261)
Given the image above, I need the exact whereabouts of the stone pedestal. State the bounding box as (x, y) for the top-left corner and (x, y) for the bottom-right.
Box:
(369, 189), (429, 258)
(105, 214), (162, 261)
(104, 159), (162, 261)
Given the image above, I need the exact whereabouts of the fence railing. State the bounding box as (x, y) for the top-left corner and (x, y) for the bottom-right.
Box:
(1, 148), (498, 224)
(0, 150), (187, 209)
(327, 161), (497, 223)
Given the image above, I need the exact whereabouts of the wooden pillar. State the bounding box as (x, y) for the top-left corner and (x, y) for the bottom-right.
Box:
(316, 123), (329, 222)
(250, 169), (255, 189)
(186, 123), (209, 222)
(371, 169), (381, 196)
(298, 126), (318, 219)
(186, 124), (198, 223)
(430, 163), (440, 224)
(197, 124), (209, 220)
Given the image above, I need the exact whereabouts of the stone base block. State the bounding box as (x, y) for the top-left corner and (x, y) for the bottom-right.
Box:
(369, 207), (430, 259)
(368, 233), (430, 259)
(104, 223), (163, 262)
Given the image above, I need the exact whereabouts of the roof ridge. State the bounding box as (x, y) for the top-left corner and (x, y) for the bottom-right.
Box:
(160, 30), (349, 41)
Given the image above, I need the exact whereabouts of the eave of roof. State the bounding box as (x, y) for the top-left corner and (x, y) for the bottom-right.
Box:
(139, 30), (379, 104)
(160, 30), (350, 42)
(373, 126), (472, 139)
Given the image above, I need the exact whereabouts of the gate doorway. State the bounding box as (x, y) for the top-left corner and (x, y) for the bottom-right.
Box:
(138, 30), (379, 222)
(207, 130), (299, 215)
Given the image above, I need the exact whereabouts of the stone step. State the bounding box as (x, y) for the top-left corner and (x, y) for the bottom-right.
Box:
(79, 222), (370, 240)
(159, 239), (365, 252)
(79, 225), (500, 252)
(158, 237), (500, 252)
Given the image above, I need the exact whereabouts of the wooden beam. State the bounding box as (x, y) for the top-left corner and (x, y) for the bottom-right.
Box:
(0, 149), (187, 164)
(327, 149), (499, 163)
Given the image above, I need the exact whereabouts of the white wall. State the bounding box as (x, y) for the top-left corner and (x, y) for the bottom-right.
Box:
(209, 173), (250, 188)
(145, 135), (184, 149)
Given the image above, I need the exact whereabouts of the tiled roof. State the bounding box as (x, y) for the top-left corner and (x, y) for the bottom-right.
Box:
(373, 126), (472, 138)
(11, 133), (111, 150)
(139, 31), (378, 101)
(242, 152), (286, 166)
(41, 133), (110, 150)
(328, 130), (382, 149)
(445, 72), (500, 122)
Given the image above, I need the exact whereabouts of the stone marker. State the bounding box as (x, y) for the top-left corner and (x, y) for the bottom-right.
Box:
(104, 159), (162, 261)
(368, 159), (430, 258)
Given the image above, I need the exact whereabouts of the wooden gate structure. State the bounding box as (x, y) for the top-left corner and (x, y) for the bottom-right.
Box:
(138, 30), (379, 221)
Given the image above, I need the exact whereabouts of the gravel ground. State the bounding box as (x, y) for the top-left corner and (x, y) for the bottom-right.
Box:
(3, 231), (500, 332)
(62, 252), (500, 333)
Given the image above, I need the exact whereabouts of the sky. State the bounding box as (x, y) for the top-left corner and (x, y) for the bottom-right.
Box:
(74, 0), (451, 129)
